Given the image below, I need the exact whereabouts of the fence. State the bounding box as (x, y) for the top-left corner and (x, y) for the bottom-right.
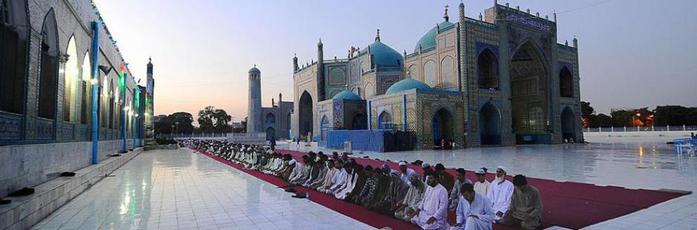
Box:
(584, 125), (697, 133)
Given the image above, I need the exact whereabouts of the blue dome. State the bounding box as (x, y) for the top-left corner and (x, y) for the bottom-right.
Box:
(360, 41), (403, 67)
(414, 21), (455, 53)
(385, 78), (432, 95)
(332, 90), (362, 101)
(249, 65), (260, 74)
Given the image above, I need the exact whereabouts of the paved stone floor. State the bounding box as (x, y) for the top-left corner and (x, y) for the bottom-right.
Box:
(32, 149), (373, 230)
(283, 136), (697, 230)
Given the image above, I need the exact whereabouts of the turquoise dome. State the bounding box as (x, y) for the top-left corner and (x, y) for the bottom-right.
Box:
(332, 90), (362, 101)
(249, 65), (260, 74)
(385, 78), (432, 95)
(414, 21), (455, 53)
(360, 41), (403, 67)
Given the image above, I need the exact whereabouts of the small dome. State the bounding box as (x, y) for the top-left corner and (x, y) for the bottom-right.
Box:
(249, 65), (260, 74)
(332, 90), (362, 101)
(414, 21), (455, 53)
(359, 41), (403, 67)
(385, 78), (432, 95)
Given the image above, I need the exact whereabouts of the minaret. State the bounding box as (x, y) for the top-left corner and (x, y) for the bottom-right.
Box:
(145, 57), (155, 130)
(317, 38), (325, 101)
(247, 65), (262, 133)
(292, 53), (299, 72)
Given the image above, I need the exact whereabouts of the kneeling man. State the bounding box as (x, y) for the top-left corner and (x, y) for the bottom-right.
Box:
(411, 175), (448, 230)
(501, 175), (543, 230)
(450, 183), (495, 230)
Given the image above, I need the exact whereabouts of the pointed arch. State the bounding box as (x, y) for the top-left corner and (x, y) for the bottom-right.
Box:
(479, 102), (501, 145)
(0, 0), (30, 114)
(423, 60), (437, 87)
(80, 51), (90, 124)
(298, 91), (313, 138)
(561, 107), (576, 141)
(441, 56), (456, 89)
(378, 111), (392, 129)
(510, 41), (550, 139)
(477, 48), (499, 89)
(37, 8), (59, 119)
(432, 108), (454, 145)
(63, 35), (79, 122)
(559, 66), (573, 97)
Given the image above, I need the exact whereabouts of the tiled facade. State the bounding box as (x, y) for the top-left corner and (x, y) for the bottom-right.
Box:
(293, 2), (582, 149)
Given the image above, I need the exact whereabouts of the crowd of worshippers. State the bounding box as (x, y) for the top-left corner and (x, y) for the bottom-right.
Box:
(185, 139), (543, 230)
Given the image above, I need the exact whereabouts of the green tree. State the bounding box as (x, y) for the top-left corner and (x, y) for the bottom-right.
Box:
(198, 106), (232, 133)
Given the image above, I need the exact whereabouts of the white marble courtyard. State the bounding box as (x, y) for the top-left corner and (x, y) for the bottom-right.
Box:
(33, 134), (697, 230)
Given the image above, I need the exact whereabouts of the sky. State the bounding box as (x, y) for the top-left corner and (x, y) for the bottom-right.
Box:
(95, 0), (697, 120)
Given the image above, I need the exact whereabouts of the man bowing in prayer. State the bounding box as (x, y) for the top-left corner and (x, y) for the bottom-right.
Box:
(411, 174), (449, 230)
(486, 166), (514, 222)
(450, 183), (495, 230)
(501, 175), (542, 230)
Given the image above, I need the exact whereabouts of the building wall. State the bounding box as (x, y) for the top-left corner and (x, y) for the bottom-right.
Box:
(0, 0), (146, 197)
(405, 28), (459, 90)
(292, 64), (319, 139)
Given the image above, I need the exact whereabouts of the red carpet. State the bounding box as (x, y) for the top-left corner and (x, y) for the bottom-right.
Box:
(193, 148), (689, 229)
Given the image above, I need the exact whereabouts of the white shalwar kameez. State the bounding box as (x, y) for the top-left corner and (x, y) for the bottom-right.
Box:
(411, 183), (449, 230)
(486, 178), (514, 221)
(450, 193), (495, 230)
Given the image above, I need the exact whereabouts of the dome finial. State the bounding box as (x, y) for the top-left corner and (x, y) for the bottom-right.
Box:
(444, 5), (450, 22)
(375, 29), (381, 42)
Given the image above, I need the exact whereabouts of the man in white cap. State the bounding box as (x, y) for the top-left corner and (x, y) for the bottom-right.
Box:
(474, 167), (490, 196)
(486, 166), (514, 221)
(398, 161), (416, 186)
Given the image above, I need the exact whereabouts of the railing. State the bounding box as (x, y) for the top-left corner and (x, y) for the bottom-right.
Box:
(583, 125), (697, 132)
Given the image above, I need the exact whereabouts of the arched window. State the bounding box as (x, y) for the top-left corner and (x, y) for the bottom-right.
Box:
(38, 9), (59, 119)
(64, 36), (78, 122)
(0, 0), (29, 114)
(423, 60), (437, 87)
(108, 79), (114, 129)
(407, 64), (418, 79)
(441, 56), (455, 89)
(265, 113), (275, 124)
(478, 49), (499, 89)
(80, 52), (90, 124)
(559, 67), (573, 97)
(378, 111), (393, 129)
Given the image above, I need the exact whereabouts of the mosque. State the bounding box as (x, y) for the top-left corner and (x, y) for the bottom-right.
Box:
(291, 2), (583, 150)
(246, 66), (293, 141)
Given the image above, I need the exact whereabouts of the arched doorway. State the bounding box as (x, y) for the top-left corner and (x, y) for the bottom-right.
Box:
(432, 108), (453, 145)
(298, 91), (313, 139)
(510, 41), (549, 144)
(351, 113), (367, 130)
(478, 49), (499, 89)
(479, 103), (501, 145)
(38, 9), (59, 119)
(265, 113), (275, 124)
(319, 115), (329, 141)
(0, 0), (29, 115)
(561, 107), (576, 141)
(266, 127), (275, 141)
(378, 111), (392, 129)
(559, 67), (573, 97)
(64, 36), (78, 122)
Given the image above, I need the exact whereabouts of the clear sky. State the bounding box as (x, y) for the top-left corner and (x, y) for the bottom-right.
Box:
(95, 0), (697, 120)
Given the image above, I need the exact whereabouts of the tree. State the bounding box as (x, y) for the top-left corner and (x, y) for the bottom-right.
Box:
(198, 106), (232, 133)
(154, 112), (194, 134)
(581, 101), (594, 117)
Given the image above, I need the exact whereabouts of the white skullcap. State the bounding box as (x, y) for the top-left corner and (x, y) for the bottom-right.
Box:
(497, 166), (507, 172)
(289, 159), (296, 165)
(398, 161), (407, 166)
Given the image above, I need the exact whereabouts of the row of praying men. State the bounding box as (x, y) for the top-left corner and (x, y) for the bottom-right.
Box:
(183, 139), (543, 230)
